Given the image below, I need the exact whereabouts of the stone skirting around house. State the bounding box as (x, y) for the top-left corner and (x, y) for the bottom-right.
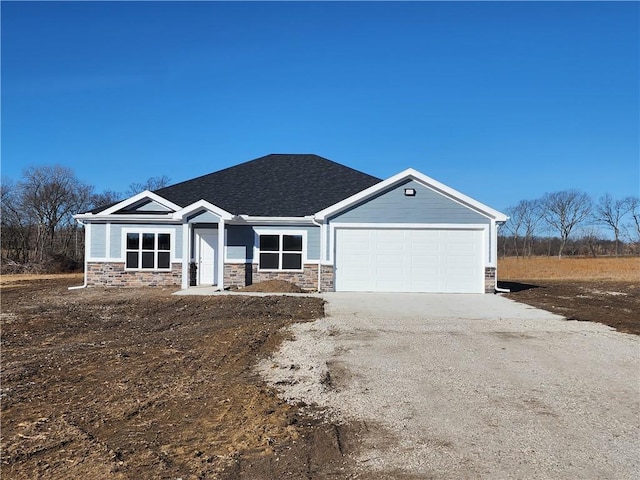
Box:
(484, 266), (496, 293)
(223, 263), (335, 292)
(86, 262), (182, 287)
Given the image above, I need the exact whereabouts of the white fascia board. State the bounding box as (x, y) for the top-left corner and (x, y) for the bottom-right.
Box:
(173, 200), (234, 221)
(315, 168), (508, 222)
(99, 190), (183, 215)
(73, 213), (179, 222)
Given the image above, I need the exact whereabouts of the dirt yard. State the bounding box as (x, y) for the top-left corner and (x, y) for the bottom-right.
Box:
(1, 277), (356, 479)
(499, 256), (640, 335)
(2, 261), (639, 479)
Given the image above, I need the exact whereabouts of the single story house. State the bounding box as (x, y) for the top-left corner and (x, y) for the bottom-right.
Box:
(75, 154), (508, 293)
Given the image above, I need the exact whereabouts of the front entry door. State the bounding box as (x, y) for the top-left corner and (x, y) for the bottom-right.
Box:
(197, 230), (218, 285)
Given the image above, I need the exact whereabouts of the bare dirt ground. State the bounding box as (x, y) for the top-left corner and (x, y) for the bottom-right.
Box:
(2, 270), (639, 479)
(498, 256), (639, 335)
(500, 280), (640, 335)
(1, 277), (357, 479)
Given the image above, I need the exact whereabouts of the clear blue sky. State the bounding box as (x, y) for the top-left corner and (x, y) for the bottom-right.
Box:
(2, 1), (638, 212)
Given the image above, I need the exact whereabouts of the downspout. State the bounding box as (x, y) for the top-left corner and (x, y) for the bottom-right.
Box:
(68, 219), (88, 290)
(311, 217), (324, 293)
(494, 221), (510, 293)
(217, 218), (225, 291)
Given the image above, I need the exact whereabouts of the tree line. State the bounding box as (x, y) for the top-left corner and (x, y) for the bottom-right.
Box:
(1, 165), (169, 273)
(2, 165), (638, 272)
(499, 190), (640, 258)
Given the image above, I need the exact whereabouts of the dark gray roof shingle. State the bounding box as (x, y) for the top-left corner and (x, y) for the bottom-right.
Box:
(125, 154), (381, 217)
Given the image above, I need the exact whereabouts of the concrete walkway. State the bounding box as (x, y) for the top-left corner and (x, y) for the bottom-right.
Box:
(260, 293), (640, 479)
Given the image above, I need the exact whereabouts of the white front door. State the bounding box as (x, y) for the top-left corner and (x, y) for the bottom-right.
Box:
(197, 230), (218, 285)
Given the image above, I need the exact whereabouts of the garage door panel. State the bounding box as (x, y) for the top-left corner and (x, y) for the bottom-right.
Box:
(336, 228), (483, 293)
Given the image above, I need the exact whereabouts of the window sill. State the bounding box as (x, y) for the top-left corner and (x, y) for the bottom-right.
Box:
(124, 268), (172, 272)
(257, 268), (304, 273)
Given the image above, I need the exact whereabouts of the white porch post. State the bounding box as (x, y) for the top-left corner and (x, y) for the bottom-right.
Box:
(217, 219), (225, 290)
(317, 221), (325, 292)
(181, 223), (190, 289)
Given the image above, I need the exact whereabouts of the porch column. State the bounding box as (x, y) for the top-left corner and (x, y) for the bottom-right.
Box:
(181, 223), (190, 289)
(217, 219), (225, 290)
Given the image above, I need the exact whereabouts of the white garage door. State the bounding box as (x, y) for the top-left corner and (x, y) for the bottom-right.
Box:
(335, 228), (484, 293)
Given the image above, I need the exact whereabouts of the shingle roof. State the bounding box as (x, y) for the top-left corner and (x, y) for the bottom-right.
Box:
(140, 154), (381, 217)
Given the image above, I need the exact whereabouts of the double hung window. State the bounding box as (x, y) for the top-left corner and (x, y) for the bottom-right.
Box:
(258, 234), (303, 270)
(125, 232), (171, 270)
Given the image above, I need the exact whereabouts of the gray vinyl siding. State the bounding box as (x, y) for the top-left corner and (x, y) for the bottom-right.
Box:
(108, 223), (183, 260)
(307, 227), (321, 260)
(90, 223), (107, 258)
(329, 180), (490, 225)
(226, 225), (320, 262)
(226, 225), (254, 261)
(109, 225), (121, 258)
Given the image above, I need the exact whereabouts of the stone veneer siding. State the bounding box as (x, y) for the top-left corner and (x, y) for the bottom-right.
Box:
(484, 267), (496, 293)
(87, 262), (182, 287)
(224, 263), (335, 292)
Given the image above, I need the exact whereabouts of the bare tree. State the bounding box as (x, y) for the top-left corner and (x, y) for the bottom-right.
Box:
(89, 190), (123, 211)
(626, 196), (640, 246)
(519, 199), (543, 256)
(126, 175), (171, 196)
(593, 194), (634, 255)
(504, 203), (525, 257)
(1, 178), (34, 264)
(540, 190), (592, 258)
(18, 165), (93, 261)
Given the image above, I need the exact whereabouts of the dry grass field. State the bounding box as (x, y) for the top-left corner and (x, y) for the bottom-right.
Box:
(498, 256), (640, 281)
(0, 272), (83, 286)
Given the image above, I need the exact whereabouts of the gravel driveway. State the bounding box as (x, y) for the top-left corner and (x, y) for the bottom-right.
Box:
(259, 293), (640, 479)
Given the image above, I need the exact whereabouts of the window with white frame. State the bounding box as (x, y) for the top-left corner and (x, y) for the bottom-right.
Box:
(258, 233), (303, 270)
(125, 232), (171, 270)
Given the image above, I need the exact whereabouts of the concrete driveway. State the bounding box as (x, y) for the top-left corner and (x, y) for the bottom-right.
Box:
(259, 293), (640, 479)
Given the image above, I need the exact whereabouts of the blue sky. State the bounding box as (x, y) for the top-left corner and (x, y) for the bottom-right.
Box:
(2, 1), (638, 212)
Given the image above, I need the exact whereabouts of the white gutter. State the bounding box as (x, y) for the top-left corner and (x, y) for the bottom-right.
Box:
(68, 219), (89, 290)
(232, 215), (317, 225)
(74, 213), (179, 222)
(493, 221), (510, 293)
(311, 217), (324, 293)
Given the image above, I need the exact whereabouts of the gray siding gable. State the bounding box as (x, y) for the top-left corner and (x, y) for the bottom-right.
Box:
(117, 199), (174, 213)
(187, 210), (220, 223)
(329, 179), (490, 225)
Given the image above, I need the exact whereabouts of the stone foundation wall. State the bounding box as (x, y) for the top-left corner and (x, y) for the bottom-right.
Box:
(484, 267), (496, 293)
(223, 263), (336, 292)
(319, 265), (334, 292)
(224, 263), (253, 289)
(87, 262), (182, 287)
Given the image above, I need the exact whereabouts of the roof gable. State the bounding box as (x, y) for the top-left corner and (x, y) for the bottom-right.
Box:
(97, 190), (182, 216)
(155, 154), (382, 217)
(316, 168), (508, 222)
